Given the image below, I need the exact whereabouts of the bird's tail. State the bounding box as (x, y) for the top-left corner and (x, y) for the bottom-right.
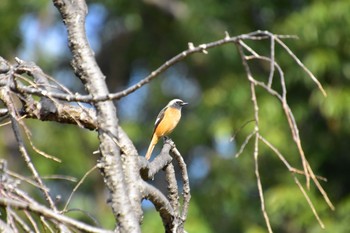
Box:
(145, 134), (158, 160)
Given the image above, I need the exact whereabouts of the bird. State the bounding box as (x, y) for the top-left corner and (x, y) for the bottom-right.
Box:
(145, 99), (188, 160)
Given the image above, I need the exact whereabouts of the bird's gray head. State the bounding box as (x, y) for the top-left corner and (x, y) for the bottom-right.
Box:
(167, 99), (188, 109)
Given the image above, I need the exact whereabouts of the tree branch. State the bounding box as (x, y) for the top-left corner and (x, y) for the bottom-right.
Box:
(164, 163), (180, 216)
(141, 181), (176, 232)
(0, 197), (114, 233)
(170, 147), (191, 230)
(52, 0), (140, 232)
(0, 219), (15, 233)
(0, 87), (57, 210)
(140, 143), (174, 180)
(1, 31), (306, 104)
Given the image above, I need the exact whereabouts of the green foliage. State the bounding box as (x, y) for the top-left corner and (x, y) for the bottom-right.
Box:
(0, 0), (48, 58)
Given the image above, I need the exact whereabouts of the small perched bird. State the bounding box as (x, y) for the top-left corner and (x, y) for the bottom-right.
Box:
(145, 99), (188, 160)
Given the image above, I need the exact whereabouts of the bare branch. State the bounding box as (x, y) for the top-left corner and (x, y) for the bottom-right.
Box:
(268, 35), (276, 87)
(171, 147), (191, 230)
(234, 131), (255, 158)
(254, 133), (273, 233)
(21, 121), (61, 163)
(293, 176), (325, 228)
(7, 208), (32, 233)
(24, 211), (41, 233)
(275, 37), (327, 97)
(141, 181), (176, 232)
(40, 216), (55, 233)
(233, 30), (333, 232)
(1, 31), (300, 104)
(164, 163), (180, 214)
(140, 143), (174, 180)
(0, 87), (57, 210)
(0, 197), (114, 233)
(0, 219), (15, 233)
(52, 0), (140, 231)
(63, 165), (98, 212)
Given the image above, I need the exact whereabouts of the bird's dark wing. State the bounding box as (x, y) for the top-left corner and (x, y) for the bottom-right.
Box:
(153, 106), (167, 134)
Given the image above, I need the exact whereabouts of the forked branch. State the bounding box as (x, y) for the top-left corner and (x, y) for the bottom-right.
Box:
(234, 32), (332, 232)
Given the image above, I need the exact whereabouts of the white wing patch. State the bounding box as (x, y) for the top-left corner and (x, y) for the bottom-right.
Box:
(154, 116), (161, 126)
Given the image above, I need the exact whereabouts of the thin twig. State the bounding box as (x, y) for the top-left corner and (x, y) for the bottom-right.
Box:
(275, 37), (327, 97)
(242, 38), (313, 189)
(236, 33), (333, 231)
(4, 31), (297, 103)
(40, 216), (55, 233)
(0, 197), (114, 233)
(283, 103), (311, 189)
(22, 123), (61, 163)
(6, 170), (48, 191)
(305, 163), (335, 210)
(234, 131), (255, 158)
(254, 133), (273, 233)
(0, 115), (27, 127)
(230, 119), (255, 142)
(40, 175), (77, 182)
(0, 87), (57, 210)
(63, 165), (97, 212)
(268, 35), (275, 87)
(8, 208), (32, 233)
(258, 135), (327, 181)
(237, 39), (273, 232)
(293, 176), (325, 228)
(6, 206), (17, 233)
(24, 210), (40, 233)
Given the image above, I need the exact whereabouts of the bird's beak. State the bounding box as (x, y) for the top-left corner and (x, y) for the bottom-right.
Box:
(181, 102), (188, 106)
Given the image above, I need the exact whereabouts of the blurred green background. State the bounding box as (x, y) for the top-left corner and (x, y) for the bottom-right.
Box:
(1, 0), (350, 232)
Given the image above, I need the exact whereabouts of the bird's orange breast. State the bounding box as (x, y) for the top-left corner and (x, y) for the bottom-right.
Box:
(154, 107), (181, 137)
